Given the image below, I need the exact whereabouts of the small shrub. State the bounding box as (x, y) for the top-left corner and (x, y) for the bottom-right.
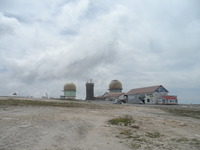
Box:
(108, 115), (135, 126)
(146, 132), (161, 138)
(131, 143), (141, 149)
(175, 137), (189, 143)
(160, 108), (200, 119)
(120, 129), (132, 137)
(190, 138), (200, 146)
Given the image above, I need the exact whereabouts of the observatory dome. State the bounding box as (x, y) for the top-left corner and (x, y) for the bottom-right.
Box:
(64, 82), (76, 91)
(109, 80), (122, 90)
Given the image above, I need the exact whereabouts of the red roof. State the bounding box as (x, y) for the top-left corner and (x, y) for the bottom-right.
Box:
(126, 85), (168, 95)
(162, 96), (177, 100)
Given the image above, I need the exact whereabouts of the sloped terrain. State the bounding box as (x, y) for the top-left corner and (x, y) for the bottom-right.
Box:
(0, 99), (200, 150)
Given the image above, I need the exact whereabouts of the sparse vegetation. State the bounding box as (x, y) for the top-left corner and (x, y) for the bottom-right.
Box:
(190, 138), (200, 147)
(174, 137), (189, 142)
(108, 115), (135, 126)
(159, 107), (200, 119)
(131, 143), (141, 149)
(2, 98), (200, 150)
(118, 128), (147, 143)
(0, 99), (103, 109)
(120, 129), (133, 138)
(171, 137), (200, 148)
(145, 132), (162, 138)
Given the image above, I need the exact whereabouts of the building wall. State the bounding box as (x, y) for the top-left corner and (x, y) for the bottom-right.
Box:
(109, 89), (122, 92)
(158, 98), (178, 105)
(152, 91), (168, 104)
(64, 91), (76, 99)
(119, 94), (125, 100)
(127, 94), (140, 104)
(144, 93), (154, 104)
(127, 91), (168, 104)
(103, 93), (125, 101)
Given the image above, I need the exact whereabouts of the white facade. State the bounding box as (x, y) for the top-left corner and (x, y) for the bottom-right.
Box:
(102, 92), (125, 101)
(158, 96), (178, 105)
(126, 85), (169, 104)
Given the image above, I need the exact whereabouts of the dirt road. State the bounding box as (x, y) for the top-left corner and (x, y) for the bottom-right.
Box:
(0, 100), (200, 150)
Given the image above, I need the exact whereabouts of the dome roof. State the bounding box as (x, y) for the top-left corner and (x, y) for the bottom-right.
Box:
(64, 82), (76, 91)
(109, 80), (122, 90)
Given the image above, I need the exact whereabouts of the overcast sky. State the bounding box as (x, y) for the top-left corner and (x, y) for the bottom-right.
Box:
(0, 0), (200, 104)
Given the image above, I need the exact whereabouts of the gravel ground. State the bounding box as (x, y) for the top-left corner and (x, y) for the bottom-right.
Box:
(0, 98), (200, 150)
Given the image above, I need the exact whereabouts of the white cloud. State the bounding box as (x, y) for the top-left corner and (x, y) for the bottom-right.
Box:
(0, 0), (200, 103)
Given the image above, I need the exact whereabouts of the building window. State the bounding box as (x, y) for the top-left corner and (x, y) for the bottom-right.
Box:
(147, 99), (150, 102)
(156, 87), (168, 93)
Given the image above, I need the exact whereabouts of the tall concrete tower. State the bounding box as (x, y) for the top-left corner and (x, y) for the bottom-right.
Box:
(86, 80), (94, 100)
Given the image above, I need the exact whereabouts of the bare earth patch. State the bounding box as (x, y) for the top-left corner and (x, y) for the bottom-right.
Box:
(0, 98), (200, 150)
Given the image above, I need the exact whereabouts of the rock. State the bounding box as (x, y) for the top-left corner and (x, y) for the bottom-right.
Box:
(180, 123), (187, 126)
(130, 124), (140, 129)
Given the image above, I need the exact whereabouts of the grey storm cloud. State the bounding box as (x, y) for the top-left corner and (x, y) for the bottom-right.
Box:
(11, 43), (118, 84)
(0, 0), (200, 103)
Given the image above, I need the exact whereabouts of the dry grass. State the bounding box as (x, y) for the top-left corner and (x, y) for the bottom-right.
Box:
(190, 138), (200, 147)
(172, 137), (200, 146)
(145, 132), (162, 138)
(0, 99), (103, 109)
(160, 107), (200, 119)
(131, 143), (141, 149)
(108, 115), (135, 126)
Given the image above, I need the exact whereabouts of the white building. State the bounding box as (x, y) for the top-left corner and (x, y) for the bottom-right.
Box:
(95, 79), (126, 102)
(126, 85), (177, 104)
(102, 92), (125, 101)
(158, 96), (178, 105)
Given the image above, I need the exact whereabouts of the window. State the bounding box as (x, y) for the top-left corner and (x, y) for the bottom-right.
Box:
(147, 99), (150, 102)
(156, 87), (168, 93)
